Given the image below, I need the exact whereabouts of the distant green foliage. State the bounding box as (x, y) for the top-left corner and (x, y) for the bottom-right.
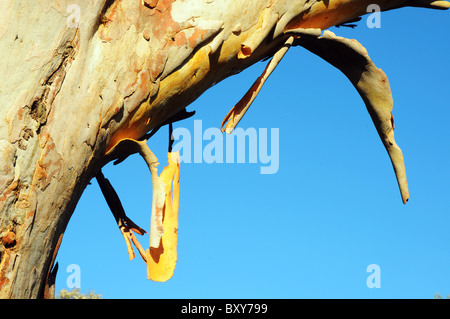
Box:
(57, 288), (103, 299)
(434, 293), (450, 299)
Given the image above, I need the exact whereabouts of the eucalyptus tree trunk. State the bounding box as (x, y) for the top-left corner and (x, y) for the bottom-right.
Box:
(0, 0), (448, 298)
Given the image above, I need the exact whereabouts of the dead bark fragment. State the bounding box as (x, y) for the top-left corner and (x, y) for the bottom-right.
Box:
(295, 31), (409, 203)
(95, 171), (147, 261)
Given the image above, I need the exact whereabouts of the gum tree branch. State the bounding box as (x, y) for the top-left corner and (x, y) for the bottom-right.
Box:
(0, 0), (447, 298)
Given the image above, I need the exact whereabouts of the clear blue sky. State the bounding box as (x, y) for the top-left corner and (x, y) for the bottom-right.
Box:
(55, 8), (450, 299)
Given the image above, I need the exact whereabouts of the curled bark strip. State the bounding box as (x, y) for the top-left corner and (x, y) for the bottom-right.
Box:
(296, 31), (409, 204)
(221, 36), (294, 133)
(221, 28), (323, 133)
(238, 7), (279, 59)
(134, 141), (166, 249)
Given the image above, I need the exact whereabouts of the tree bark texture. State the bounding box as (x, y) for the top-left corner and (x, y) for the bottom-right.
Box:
(0, 0), (448, 298)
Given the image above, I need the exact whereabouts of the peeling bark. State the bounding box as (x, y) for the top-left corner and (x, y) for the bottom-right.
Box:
(0, 0), (448, 298)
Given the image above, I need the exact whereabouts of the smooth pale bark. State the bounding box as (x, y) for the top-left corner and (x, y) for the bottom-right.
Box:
(0, 0), (448, 298)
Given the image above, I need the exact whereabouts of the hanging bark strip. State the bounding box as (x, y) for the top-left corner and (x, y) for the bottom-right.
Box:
(146, 152), (180, 282)
(96, 171), (147, 261)
(105, 139), (181, 281)
(221, 28), (323, 133)
(293, 31), (410, 203)
(220, 36), (295, 134)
